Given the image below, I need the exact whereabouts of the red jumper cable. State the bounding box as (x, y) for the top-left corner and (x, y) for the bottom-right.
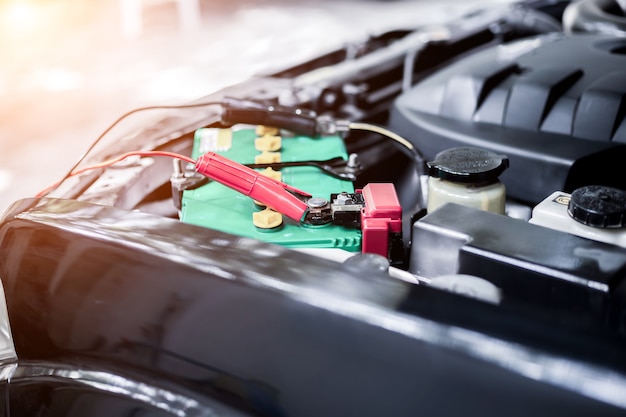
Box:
(194, 152), (311, 223)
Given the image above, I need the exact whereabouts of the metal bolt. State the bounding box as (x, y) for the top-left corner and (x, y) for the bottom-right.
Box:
(347, 153), (360, 169)
(336, 192), (353, 205)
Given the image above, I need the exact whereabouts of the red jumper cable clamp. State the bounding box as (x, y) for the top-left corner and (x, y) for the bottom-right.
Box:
(194, 152), (311, 223)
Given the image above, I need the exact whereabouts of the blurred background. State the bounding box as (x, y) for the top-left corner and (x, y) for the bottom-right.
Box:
(0, 0), (488, 210)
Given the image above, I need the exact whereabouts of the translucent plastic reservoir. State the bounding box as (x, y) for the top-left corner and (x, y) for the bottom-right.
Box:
(426, 147), (508, 214)
(427, 177), (506, 214)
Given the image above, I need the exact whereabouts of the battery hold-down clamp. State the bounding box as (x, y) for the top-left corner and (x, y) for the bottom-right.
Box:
(194, 152), (402, 261)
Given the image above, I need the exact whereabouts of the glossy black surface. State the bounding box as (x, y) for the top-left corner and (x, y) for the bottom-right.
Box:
(1, 198), (626, 416)
(1, 361), (252, 416)
(390, 34), (626, 203)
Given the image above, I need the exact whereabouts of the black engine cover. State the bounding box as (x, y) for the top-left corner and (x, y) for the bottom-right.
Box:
(390, 34), (626, 203)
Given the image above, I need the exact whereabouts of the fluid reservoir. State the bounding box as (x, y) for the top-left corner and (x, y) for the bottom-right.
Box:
(426, 147), (508, 214)
(530, 185), (626, 248)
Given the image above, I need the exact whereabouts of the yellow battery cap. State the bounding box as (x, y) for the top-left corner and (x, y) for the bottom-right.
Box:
(255, 134), (282, 152)
(253, 208), (283, 230)
(255, 151), (281, 164)
(256, 125), (279, 136)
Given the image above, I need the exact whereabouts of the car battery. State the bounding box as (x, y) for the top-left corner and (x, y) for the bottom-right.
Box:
(181, 127), (362, 251)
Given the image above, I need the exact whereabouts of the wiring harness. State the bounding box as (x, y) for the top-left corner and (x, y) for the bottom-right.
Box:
(38, 97), (422, 199)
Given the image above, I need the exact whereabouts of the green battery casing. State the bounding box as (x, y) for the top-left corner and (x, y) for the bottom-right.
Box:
(181, 128), (361, 251)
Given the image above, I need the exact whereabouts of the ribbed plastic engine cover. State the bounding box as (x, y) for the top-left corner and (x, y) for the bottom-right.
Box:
(390, 34), (626, 203)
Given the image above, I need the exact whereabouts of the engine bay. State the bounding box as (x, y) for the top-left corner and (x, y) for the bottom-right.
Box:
(45, 2), (626, 283)
(36, 0), (626, 329)
(6, 0), (626, 415)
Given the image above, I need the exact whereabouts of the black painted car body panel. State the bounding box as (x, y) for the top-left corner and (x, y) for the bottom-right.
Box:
(1, 199), (625, 416)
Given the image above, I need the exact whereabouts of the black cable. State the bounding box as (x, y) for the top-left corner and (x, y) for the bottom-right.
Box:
(47, 101), (222, 197)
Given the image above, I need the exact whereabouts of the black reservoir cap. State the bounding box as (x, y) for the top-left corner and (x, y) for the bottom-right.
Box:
(427, 147), (509, 184)
(568, 185), (626, 229)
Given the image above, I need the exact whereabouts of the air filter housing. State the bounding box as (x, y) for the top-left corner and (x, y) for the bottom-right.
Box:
(390, 34), (626, 203)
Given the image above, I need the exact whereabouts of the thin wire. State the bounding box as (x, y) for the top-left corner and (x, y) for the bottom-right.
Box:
(36, 150), (197, 198)
(46, 101), (221, 197)
(348, 121), (426, 169)
(348, 122), (415, 151)
(348, 121), (427, 208)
